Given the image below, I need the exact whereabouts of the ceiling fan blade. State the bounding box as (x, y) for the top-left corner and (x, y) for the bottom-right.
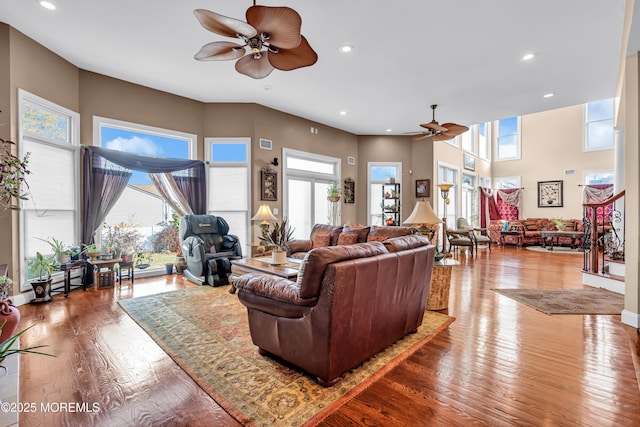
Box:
(440, 123), (470, 137)
(411, 133), (430, 142)
(194, 41), (246, 61)
(267, 36), (318, 71)
(235, 54), (275, 79)
(246, 6), (302, 49)
(420, 122), (448, 132)
(432, 133), (454, 142)
(194, 9), (257, 39)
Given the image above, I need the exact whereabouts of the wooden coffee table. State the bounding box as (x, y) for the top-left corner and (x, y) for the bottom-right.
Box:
(229, 257), (302, 292)
(540, 230), (584, 250)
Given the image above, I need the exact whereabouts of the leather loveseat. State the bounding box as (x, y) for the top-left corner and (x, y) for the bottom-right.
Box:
(286, 223), (418, 259)
(235, 234), (435, 386)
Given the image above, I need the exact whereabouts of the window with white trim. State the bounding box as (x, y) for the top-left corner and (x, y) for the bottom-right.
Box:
(19, 90), (80, 289)
(584, 170), (614, 185)
(494, 176), (521, 189)
(494, 116), (521, 161)
(206, 138), (251, 257)
(461, 127), (476, 154)
(437, 164), (458, 227)
(461, 173), (478, 226)
(478, 122), (490, 160)
(585, 98), (614, 151)
(368, 163), (401, 226)
(283, 149), (340, 239)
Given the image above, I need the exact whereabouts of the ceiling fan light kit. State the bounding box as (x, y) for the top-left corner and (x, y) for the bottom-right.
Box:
(411, 104), (469, 142)
(194, 2), (318, 79)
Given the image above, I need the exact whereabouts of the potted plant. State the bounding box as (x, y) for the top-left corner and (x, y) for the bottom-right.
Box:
(102, 222), (142, 262)
(174, 243), (187, 274)
(135, 252), (153, 269)
(0, 138), (31, 210)
(37, 237), (72, 264)
(0, 274), (12, 301)
(259, 218), (294, 265)
(327, 183), (342, 202)
(29, 251), (56, 302)
(82, 243), (101, 260)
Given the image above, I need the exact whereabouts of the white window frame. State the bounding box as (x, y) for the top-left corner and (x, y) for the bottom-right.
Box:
(437, 161), (459, 221)
(494, 176), (522, 189)
(205, 137), (251, 257)
(367, 162), (402, 226)
(583, 169), (614, 185)
(478, 122), (491, 161)
(461, 172), (478, 226)
(583, 98), (615, 152)
(493, 116), (521, 161)
(18, 89), (80, 291)
(461, 126), (477, 154)
(283, 148), (341, 232)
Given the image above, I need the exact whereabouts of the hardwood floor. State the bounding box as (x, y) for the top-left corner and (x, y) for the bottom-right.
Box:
(15, 247), (640, 426)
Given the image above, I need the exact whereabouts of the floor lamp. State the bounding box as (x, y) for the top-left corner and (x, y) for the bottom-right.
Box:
(437, 183), (453, 255)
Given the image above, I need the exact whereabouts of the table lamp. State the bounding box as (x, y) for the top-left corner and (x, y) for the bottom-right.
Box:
(251, 204), (277, 235)
(403, 201), (442, 240)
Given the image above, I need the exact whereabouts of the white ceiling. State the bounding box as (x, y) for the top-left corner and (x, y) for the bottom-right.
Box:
(0, 0), (633, 136)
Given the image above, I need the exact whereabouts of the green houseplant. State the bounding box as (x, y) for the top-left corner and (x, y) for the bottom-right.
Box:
(0, 275), (12, 300)
(0, 321), (55, 371)
(37, 237), (73, 264)
(29, 251), (56, 302)
(259, 218), (294, 265)
(327, 183), (342, 202)
(0, 138), (31, 210)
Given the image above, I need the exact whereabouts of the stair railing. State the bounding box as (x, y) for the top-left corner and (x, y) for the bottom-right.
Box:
(582, 190), (625, 274)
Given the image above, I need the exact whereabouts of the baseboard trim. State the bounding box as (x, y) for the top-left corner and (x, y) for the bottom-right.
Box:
(622, 309), (640, 328)
(12, 291), (34, 307)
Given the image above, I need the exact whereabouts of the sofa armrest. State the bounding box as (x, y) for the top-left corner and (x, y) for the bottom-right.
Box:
(286, 239), (312, 256)
(234, 273), (315, 306)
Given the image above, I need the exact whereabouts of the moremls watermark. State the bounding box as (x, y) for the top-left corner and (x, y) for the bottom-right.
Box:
(0, 401), (101, 413)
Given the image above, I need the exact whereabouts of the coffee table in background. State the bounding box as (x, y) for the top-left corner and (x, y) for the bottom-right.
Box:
(230, 257), (301, 293)
(540, 230), (584, 250)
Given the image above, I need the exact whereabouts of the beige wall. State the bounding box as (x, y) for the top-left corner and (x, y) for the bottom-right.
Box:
(492, 105), (614, 219)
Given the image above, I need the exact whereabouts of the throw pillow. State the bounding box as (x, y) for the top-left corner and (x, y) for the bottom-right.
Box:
(562, 220), (576, 231)
(366, 235), (388, 243)
(341, 225), (370, 243)
(337, 233), (358, 246)
(312, 234), (331, 248)
(522, 219), (539, 231)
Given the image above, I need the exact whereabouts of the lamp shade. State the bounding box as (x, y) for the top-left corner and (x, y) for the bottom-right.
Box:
(251, 204), (277, 222)
(403, 201), (442, 226)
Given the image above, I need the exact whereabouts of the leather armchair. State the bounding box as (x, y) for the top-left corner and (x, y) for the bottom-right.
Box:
(235, 234), (435, 386)
(179, 214), (242, 287)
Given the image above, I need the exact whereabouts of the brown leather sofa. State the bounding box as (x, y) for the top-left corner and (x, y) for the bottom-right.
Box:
(235, 234), (435, 386)
(286, 223), (417, 259)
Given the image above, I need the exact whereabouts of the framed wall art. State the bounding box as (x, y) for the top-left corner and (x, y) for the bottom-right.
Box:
(261, 169), (277, 201)
(463, 153), (475, 171)
(415, 179), (430, 198)
(343, 178), (355, 203)
(538, 180), (563, 207)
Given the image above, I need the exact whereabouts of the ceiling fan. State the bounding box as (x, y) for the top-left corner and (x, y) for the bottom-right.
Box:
(411, 105), (469, 142)
(193, 1), (318, 79)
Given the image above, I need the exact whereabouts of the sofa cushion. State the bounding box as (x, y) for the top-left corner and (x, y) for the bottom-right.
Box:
(366, 225), (415, 242)
(562, 219), (577, 231)
(312, 234), (331, 248)
(341, 225), (370, 243)
(296, 242), (388, 299)
(337, 233), (358, 246)
(383, 234), (429, 253)
(309, 224), (343, 246)
(522, 219), (539, 231)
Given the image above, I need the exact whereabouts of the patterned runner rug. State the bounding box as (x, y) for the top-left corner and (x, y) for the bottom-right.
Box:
(118, 286), (454, 426)
(493, 288), (624, 315)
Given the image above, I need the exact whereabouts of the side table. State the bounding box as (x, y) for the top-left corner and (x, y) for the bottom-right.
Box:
(52, 260), (87, 297)
(89, 259), (119, 289)
(500, 230), (523, 247)
(427, 258), (460, 310)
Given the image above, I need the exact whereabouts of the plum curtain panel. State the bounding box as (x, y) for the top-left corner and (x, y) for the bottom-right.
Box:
(81, 146), (206, 248)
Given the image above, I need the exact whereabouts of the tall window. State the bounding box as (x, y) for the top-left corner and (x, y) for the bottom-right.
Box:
(95, 117), (195, 271)
(494, 116), (520, 161)
(368, 163), (401, 226)
(19, 90), (80, 289)
(478, 122), (490, 160)
(584, 170), (614, 185)
(437, 164), (458, 227)
(283, 149), (340, 239)
(461, 127), (476, 154)
(585, 98), (614, 151)
(206, 138), (250, 256)
(461, 173), (478, 226)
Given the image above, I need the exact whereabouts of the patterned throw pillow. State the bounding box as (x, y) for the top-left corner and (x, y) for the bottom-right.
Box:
(312, 234), (331, 248)
(366, 235), (388, 243)
(337, 233), (358, 246)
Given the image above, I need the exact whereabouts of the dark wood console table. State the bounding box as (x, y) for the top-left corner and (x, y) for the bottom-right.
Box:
(52, 260), (88, 297)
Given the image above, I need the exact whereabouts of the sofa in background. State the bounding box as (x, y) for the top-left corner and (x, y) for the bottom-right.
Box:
(235, 234), (436, 386)
(286, 224), (418, 259)
(488, 218), (584, 246)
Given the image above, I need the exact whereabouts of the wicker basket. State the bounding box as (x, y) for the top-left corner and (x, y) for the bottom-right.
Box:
(426, 265), (453, 310)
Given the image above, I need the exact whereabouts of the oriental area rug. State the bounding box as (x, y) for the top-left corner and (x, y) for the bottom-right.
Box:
(493, 288), (624, 315)
(118, 286), (454, 426)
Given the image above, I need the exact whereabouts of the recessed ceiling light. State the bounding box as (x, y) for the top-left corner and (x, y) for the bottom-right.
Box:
(338, 45), (354, 54)
(38, 0), (56, 10)
(339, 111), (347, 116)
(521, 53), (536, 61)
(543, 93), (554, 98)
(263, 85), (273, 91)
(386, 129), (392, 132)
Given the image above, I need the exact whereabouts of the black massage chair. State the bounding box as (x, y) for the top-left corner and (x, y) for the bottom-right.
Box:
(179, 214), (242, 287)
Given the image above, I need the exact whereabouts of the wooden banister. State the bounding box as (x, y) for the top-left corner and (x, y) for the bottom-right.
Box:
(582, 190), (625, 274)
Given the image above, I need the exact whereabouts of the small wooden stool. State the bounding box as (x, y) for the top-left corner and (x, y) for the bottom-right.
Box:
(117, 261), (135, 286)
